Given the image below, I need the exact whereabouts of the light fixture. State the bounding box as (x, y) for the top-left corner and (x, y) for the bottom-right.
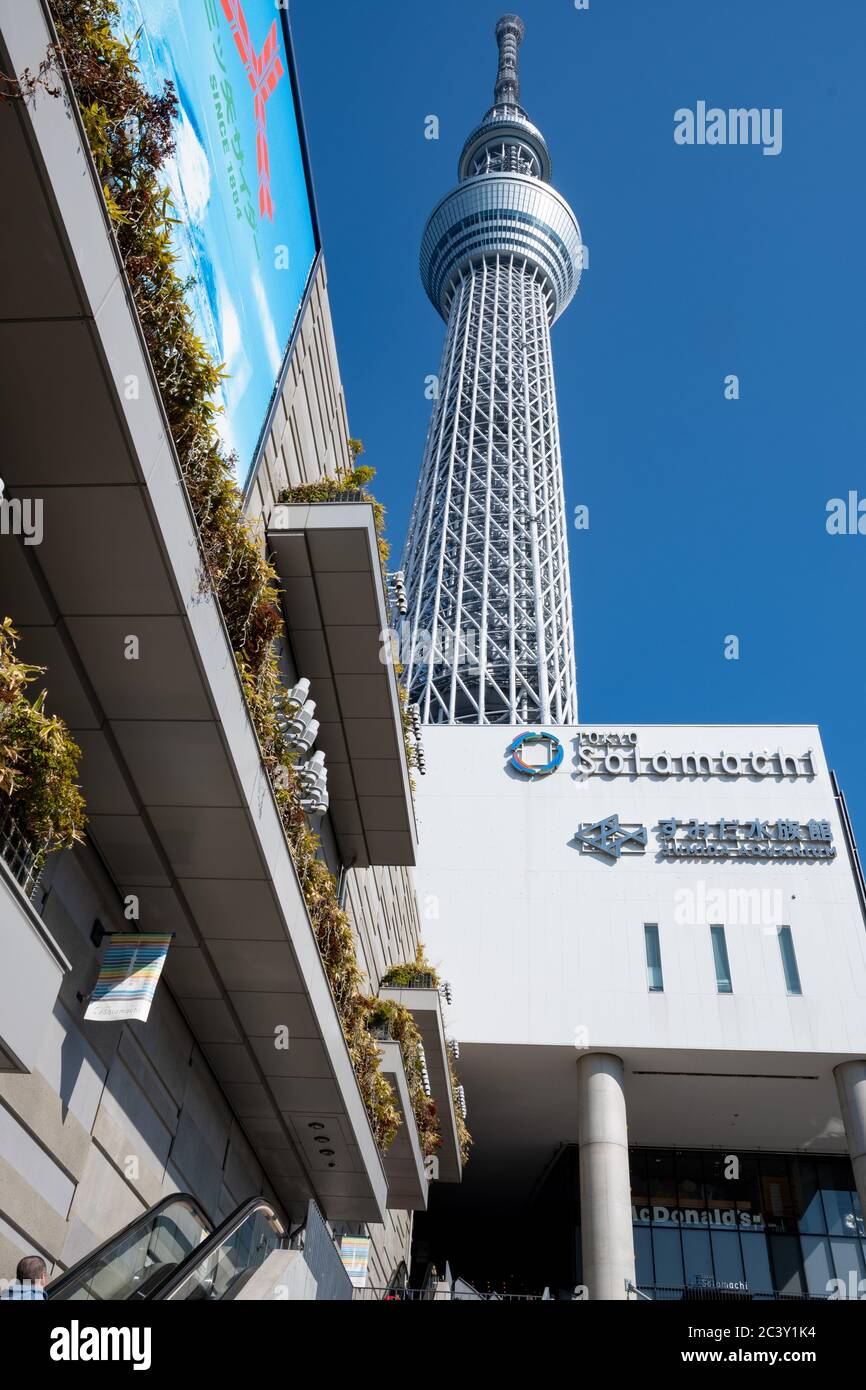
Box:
(277, 699), (319, 754)
(287, 678), (311, 708)
(406, 702), (427, 774)
(417, 1042), (432, 1098)
(298, 748), (329, 814)
(387, 571), (408, 616)
(274, 679), (322, 755)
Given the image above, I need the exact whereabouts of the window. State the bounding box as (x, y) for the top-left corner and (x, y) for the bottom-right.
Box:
(644, 923), (663, 992)
(710, 925), (733, 993)
(620, 1149), (863, 1298)
(777, 926), (802, 995)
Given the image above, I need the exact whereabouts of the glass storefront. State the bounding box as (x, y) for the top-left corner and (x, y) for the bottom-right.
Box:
(629, 1149), (865, 1298)
(530, 1143), (864, 1299)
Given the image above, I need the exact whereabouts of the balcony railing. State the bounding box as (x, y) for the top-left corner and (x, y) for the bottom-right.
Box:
(355, 1282), (832, 1302)
(633, 1283), (830, 1302)
(297, 1200), (353, 1301)
(382, 971), (436, 990)
(0, 801), (43, 899)
(352, 1286), (542, 1302)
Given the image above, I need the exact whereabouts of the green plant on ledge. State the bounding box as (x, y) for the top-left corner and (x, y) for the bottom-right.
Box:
(380, 945), (472, 1164)
(279, 439), (390, 572)
(49, 0), (400, 1150)
(279, 443), (422, 785)
(0, 618), (86, 866)
(381, 944), (441, 990)
(367, 997), (441, 1159)
(448, 1053), (473, 1168)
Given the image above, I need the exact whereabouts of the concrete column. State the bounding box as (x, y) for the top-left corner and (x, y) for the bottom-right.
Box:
(577, 1052), (635, 1301)
(834, 1060), (866, 1223)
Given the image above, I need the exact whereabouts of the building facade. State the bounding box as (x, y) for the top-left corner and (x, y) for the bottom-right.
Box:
(394, 14), (866, 1304)
(0, 0), (461, 1298)
(403, 15), (580, 727)
(413, 723), (866, 1298)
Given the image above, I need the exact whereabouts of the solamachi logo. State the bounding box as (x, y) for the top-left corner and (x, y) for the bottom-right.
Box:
(506, 730), (564, 777)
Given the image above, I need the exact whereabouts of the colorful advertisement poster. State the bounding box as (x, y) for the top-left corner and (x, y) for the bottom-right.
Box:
(339, 1236), (371, 1289)
(115, 0), (318, 484)
(84, 935), (173, 1023)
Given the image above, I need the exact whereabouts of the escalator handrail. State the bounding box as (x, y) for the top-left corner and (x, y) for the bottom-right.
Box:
(46, 1192), (212, 1300)
(152, 1197), (285, 1301)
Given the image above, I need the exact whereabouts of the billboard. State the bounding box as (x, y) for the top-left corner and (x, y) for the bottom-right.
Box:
(116, 0), (319, 484)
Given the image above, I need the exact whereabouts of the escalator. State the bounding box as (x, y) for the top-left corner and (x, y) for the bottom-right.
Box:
(46, 1194), (287, 1301)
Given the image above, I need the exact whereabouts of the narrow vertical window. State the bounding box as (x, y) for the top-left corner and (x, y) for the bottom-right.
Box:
(710, 925), (733, 994)
(777, 926), (802, 996)
(644, 923), (663, 992)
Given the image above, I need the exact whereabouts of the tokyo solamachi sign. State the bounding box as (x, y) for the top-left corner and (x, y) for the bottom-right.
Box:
(507, 732), (818, 781)
(577, 733), (815, 780)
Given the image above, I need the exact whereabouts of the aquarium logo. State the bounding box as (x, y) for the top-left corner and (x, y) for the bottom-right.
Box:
(506, 731), (564, 778)
(574, 815), (649, 861)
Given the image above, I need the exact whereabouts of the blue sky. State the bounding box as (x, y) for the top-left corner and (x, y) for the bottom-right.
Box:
(291, 0), (866, 835)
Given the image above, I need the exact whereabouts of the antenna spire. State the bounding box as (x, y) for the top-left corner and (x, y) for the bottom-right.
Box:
(494, 14), (525, 108)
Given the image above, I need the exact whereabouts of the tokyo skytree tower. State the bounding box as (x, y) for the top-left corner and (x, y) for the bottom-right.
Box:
(403, 15), (583, 726)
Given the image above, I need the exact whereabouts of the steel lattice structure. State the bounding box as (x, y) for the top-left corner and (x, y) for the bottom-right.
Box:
(403, 15), (583, 726)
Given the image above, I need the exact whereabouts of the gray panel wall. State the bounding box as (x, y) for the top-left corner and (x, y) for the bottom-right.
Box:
(0, 266), (423, 1291)
(245, 257), (354, 522)
(244, 258), (423, 1286)
(0, 842), (274, 1279)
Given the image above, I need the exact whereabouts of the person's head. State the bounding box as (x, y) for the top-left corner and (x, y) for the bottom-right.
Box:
(16, 1256), (46, 1287)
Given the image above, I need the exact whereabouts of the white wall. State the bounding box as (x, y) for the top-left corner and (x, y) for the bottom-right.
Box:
(414, 725), (866, 1059)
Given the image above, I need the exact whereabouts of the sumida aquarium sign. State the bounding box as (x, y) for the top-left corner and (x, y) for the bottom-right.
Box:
(657, 816), (835, 861)
(572, 815), (836, 863)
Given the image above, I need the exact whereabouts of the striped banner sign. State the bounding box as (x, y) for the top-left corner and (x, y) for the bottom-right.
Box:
(339, 1236), (371, 1288)
(84, 934), (173, 1023)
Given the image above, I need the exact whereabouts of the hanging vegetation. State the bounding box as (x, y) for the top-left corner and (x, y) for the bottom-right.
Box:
(380, 945), (472, 1163)
(47, 0), (403, 1148)
(366, 996), (441, 1159)
(279, 453), (421, 779)
(0, 618), (86, 865)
